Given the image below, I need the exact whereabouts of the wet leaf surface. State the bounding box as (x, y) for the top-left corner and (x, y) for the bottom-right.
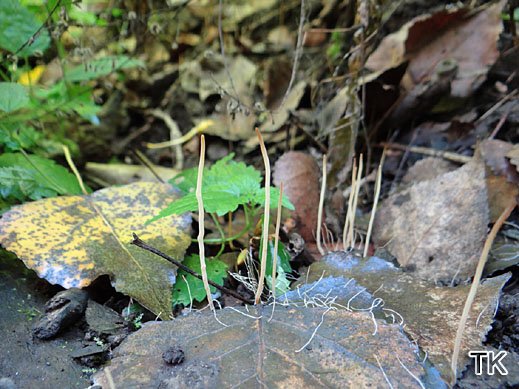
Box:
(93, 304), (438, 388)
(300, 252), (510, 380)
(0, 182), (191, 318)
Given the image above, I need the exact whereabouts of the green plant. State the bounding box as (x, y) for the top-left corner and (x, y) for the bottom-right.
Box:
(150, 153), (294, 245)
(172, 254), (229, 306)
(0, 1), (143, 209)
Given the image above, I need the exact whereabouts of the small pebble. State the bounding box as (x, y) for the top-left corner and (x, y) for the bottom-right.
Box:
(162, 346), (185, 366)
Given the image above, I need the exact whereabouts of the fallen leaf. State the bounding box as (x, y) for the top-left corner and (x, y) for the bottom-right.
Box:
(366, 2), (506, 98)
(93, 305), (437, 388)
(273, 152), (321, 242)
(85, 162), (179, 185)
(402, 157), (456, 184)
(298, 252), (510, 380)
(260, 81), (306, 133)
(480, 139), (519, 183)
(0, 182), (191, 318)
(373, 158), (489, 282)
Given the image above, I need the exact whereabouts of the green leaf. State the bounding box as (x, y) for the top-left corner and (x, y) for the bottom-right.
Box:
(0, 124), (41, 151)
(159, 154), (293, 221)
(0, 0), (50, 56)
(0, 153), (84, 196)
(0, 83), (29, 113)
(0, 166), (56, 200)
(66, 56), (145, 82)
(172, 255), (229, 306)
(252, 187), (295, 211)
(262, 239), (292, 276)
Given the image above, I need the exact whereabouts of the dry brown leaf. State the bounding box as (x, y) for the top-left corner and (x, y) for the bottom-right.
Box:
(273, 152), (321, 242)
(480, 139), (518, 181)
(366, 2), (506, 98)
(93, 305), (433, 388)
(486, 174), (519, 222)
(373, 158), (489, 282)
(299, 253), (510, 381)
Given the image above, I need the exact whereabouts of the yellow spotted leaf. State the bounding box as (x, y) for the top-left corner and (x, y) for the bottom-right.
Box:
(0, 182), (191, 318)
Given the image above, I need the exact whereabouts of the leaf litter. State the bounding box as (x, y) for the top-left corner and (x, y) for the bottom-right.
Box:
(0, 182), (191, 318)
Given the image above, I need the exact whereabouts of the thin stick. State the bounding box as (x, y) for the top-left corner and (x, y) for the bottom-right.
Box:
(343, 159), (357, 249)
(131, 234), (253, 305)
(255, 128), (271, 304)
(316, 154), (327, 255)
(132, 149), (164, 183)
(278, 0), (306, 109)
(271, 183), (284, 299)
(148, 109), (183, 170)
(364, 162), (383, 258)
(450, 201), (515, 382)
(348, 156), (363, 248)
(380, 142), (471, 164)
(62, 145), (88, 195)
(196, 135), (214, 312)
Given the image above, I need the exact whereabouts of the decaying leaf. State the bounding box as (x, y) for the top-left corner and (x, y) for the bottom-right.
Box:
(366, 2), (506, 98)
(85, 162), (179, 185)
(273, 152), (320, 242)
(0, 182), (191, 318)
(260, 81), (307, 133)
(373, 158), (489, 282)
(93, 305), (438, 388)
(299, 252), (510, 380)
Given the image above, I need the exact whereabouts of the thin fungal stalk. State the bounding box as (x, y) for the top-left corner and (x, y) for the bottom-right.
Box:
(316, 155), (327, 255)
(348, 155), (363, 248)
(363, 162), (382, 258)
(450, 201), (515, 382)
(196, 135), (214, 312)
(271, 183), (284, 299)
(342, 158), (357, 249)
(255, 128), (271, 304)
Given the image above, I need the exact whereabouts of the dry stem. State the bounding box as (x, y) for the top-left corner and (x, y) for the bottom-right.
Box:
(450, 201), (515, 382)
(196, 135), (214, 312)
(255, 128), (271, 304)
(316, 154), (327, 255)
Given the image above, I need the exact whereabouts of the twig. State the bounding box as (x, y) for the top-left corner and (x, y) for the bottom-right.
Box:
(62, 145), (88, 195)
(7, 0), (62, 60)
(196, 135), (214, 312)
(148, 109), (184, 170)
(380, 142), (471, 164)
(132, 149), (165, 183)
(218, 0), (240, 102)
(316, 154), (327, 255)
(278, 0), (306, 109)
(476, 89), (517, 123)
(450, 201), (515, 382)
(364, 161), (383, 258)
(255, 128), (271, 304)
(131, 234), (253, 305)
